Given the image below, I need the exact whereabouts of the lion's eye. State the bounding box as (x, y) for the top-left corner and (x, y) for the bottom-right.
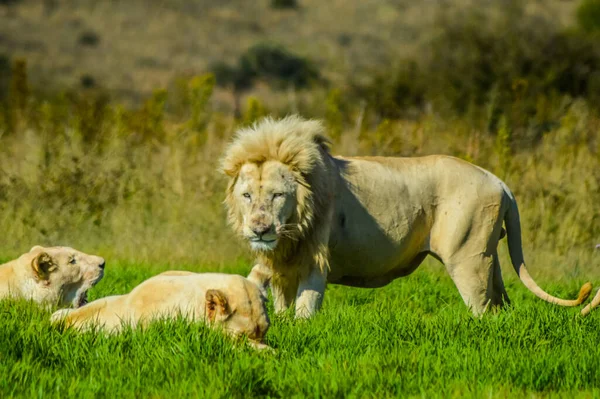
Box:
(242, 193), (251, 199)
(273, 193), (284, 199)
(69, 257), (77, 265)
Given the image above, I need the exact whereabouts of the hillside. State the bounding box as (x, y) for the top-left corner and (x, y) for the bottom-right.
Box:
(0, 0), (578, 106)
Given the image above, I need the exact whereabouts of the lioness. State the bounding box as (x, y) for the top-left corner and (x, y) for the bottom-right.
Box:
(221, 115), (592, 318)
(50, 271), (271, 349)
(0, 246), (105, 308)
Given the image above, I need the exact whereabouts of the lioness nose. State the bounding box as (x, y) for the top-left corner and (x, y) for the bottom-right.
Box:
(252, 225), (271, 237)
(99, 260), (106, 269)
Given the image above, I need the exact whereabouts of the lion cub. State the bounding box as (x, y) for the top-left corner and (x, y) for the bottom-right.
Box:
(51, 271), (271, 350)
(0, 245), (105, 308)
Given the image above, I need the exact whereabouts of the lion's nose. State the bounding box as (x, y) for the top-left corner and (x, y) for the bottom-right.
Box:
(252, 224), (271, 237)
(98, 260), (106, 269)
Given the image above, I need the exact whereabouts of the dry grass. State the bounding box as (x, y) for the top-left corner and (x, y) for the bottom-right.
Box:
(0, 86), (598, 283)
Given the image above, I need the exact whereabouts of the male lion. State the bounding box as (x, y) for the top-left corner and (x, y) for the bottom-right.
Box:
(0, 245), (105, 308)
(221, 115), (592, 319)
(50, 271), (271, 350)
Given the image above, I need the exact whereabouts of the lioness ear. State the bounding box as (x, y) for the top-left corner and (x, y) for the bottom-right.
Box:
(30, 245), (44, 253)
(31, 252), (56, 281)
(205, 289), (231, 322)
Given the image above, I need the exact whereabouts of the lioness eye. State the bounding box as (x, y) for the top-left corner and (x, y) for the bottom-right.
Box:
(242, 193), (251, 199)
(273, 193), (284, 199)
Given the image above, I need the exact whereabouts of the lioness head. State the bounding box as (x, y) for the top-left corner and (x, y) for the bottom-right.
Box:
(205, 278), (271, 346)
(221, 116), (332, 253)
(23, 245), (105, 307)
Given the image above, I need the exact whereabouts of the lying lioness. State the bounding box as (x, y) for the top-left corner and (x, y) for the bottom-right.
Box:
(0, 245), (105, 308)
(51, 271), (271, 349)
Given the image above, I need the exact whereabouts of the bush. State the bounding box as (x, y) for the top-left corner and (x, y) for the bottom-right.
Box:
(240, 43), (320, 88)
(210, 61), (253, 92)
(78, 31), (101, 47)
(211, 43), (321, 92)
(271, 0), (297, 9)
(577, 0), (600, 33)
(0, 54), (10, 100)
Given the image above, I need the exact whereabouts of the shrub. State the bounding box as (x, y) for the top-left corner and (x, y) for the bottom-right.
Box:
(78, 31), (100, 47)
(210, 61), (253, 92)
(212, 43), (321, 92)
(0, 54), (9, 100)
(9, 58), (29, 114)
(239, 43), (320, 89)
(80, 74), (96, 88)
(271, 0), (297, 9)
(577, 0), (600, 33)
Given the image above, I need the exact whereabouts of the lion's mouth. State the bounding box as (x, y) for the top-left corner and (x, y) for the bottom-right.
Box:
(249, 239), (278, 251)
(71, 272), (103, 308)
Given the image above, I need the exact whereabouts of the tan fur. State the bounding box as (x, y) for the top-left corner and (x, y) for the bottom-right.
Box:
(50, 272), (271, 350)
(221, 115), (592, 318)
(0, 246), (105, 308)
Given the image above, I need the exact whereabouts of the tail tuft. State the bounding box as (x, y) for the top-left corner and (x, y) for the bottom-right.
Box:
(578, 282), (593, 304)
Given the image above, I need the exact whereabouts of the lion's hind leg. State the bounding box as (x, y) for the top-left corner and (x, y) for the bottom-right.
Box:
(490, 252), (510, 310)
(443, 252), (497, 316)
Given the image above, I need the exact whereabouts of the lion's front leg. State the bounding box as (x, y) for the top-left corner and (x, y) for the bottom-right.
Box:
(271, 276), (298, 314)
(247, 263), (272, 298)
(295, 267), (327, 319)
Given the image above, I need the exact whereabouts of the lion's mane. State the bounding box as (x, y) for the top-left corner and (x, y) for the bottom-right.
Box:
(221, 115), (336, 273)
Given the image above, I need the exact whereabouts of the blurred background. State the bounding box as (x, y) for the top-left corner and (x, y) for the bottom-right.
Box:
(0, 0), (598, 276)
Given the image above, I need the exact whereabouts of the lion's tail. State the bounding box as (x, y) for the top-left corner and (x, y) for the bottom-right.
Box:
(581, 288), (600, 316)
(504, 190), (592, 307)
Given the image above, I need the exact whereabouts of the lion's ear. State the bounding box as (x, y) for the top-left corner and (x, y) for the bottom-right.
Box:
(222, 167), (238, 177)
(31, 252), (56, 281)
(205, 289), (231, 322)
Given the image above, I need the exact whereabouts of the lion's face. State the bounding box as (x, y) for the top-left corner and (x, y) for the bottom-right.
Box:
(25, 246), (105, 307)
(233, 161), (298, 251)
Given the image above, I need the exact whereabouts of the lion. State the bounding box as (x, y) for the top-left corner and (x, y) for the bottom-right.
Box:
(220, 115), (592, 319)
(50, 271), (271, 350)
(0, 245), (105, 308)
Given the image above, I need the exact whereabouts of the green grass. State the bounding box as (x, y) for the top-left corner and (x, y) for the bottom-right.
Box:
(2, 259), (600, 398)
